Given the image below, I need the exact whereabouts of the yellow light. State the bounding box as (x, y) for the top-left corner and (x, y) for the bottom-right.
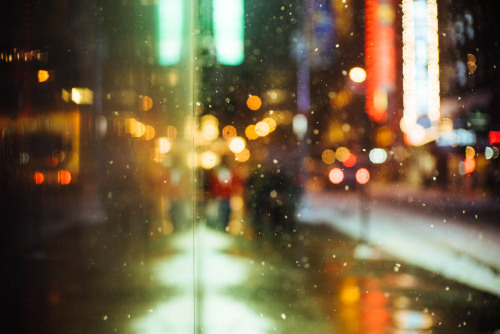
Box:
(439, 118), (454, 132)
(201, 151), (218, 169)
(245, 125), (259, 140)
(465, 146), (475, 159)
(157, 137), (172, 154)
(262, 117), (277, 132)
(222, 125), (237, 140)
(202, 123), (219, 141)
(71, 88), (93, 105)
(201, 114), (219, 126)
(37, 70), (50, 82)
(144, 125), (156, 140)
(246, 95), (262, 110)
(133, 121), (146, 138)
(321, 149), (336, 164)
(125, 118), (137, 135)
(229, 136), (246, 154)
(349, 67), (366, 83)
(335, 147), (350, 162)
(235, 148), (250, 162)
(255, 121), (270, 137)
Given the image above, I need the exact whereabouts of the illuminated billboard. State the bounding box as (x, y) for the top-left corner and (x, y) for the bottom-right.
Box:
(401, 0), (440, 146)
(365, 0), (396, 124)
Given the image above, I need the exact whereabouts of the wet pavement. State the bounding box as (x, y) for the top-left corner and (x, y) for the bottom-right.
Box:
(3, 217), (500, 333)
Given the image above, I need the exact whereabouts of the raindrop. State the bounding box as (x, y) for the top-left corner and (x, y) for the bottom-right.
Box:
(281, 313), (287, 320)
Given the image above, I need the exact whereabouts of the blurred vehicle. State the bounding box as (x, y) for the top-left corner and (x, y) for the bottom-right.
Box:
(0, 111), (80, 188)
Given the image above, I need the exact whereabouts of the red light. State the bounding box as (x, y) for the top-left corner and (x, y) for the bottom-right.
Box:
(58, 170), (72, 185)
(464, 158), (476, 174)
(355, 168), (370, 184)
(34, 172), (44, 185)
(489, 131), (500, 145)
(329, 168), (344, 184)
(343, 153), (357, 167)
(46, 156), (59, 168)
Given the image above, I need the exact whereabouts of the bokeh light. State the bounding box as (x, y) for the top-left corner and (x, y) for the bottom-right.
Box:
(144, 125), (156, 140)
(58, 170), (72, 185)
(201, 151), (218, 169)
(463, 157), (476, 174)
(34, 171), (44, 185)
(140, 96), (153, 111)
(222, 125), (237, 140)
(235, 148), (250, 162)
(321, 149), (336, 165)
(329, 167), (344, 184)
(255, 121), (270, 137)
(343, 153), (357, 168)
(485, 147), (494, 160)
(166, 125), (178, 140)
(355, 168), (370, 184)
(465, 146), (475, 159)
(375, 126), (395, 147)
(157, 137), (172, 154)
(246, 95), (262, 110)
(262, 117), (277, 132)
(369, 148), (388, 164)
(245, 125), (259, 140)
(335, 147), (350, 162)
(202, 123), (219, 141)
(38, 70), (50, 82)
(349, 67), (367, 83)
(229, 136), (246, 154)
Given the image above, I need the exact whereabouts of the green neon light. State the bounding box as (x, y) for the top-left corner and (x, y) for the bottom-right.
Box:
(158, 0), (183, 66)
(213, 0), (244, 65)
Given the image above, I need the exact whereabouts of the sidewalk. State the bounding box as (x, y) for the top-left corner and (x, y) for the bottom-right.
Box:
(298, 188), (500, 297)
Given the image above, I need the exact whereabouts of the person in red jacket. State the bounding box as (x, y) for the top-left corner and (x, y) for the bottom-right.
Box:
(208, 157), (242, 231)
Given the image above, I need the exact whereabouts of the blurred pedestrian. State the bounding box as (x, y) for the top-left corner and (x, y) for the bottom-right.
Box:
(208, 156), (241, 231)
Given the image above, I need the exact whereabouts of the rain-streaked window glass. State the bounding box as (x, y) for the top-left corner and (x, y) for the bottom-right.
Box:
(1, 0), (499, 333)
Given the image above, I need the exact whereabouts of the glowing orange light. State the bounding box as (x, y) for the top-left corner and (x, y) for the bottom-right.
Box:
(355, 168), (370, 184)
(34, 172), (44, 185)
(38, 70), (50, 82)
(222, 125), (237, 140)
(140, 96), (153, 111)
(245, 124), (259, 140)
(343, 153), (357, 167)
(246, 95), (262, 110)
(464, 158), (476, 174)
(329, 168), (344, 184)
(144, 125), (156, 140)
(235, 148), (250, 162)
(58, 170), (72, 185)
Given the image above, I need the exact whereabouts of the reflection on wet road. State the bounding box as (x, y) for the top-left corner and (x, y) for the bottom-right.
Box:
(4, 219), (500, 333)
